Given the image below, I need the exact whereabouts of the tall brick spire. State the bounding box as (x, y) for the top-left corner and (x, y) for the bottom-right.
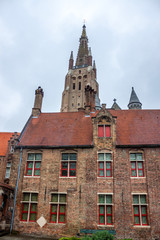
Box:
(76, 25), (89, 66)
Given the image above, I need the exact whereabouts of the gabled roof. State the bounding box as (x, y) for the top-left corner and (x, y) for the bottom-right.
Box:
(18, 112), (93, 148)
(18, 110), (160, 148)
(109, 109), (160, 146)
(0, 133), (14, 156)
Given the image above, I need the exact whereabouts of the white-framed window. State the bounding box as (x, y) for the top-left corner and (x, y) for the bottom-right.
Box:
(130, 153), (144, 177)
(25, 153), (42, 177)
(98, 153), (112, 177)
(5, 162), (12, 178)
(50, 193), (67, 224)
(98, 194), (113, 225)
(61, 153), (77, 177)
(21, 192), (38, 222)
(132, 194), (148, 226)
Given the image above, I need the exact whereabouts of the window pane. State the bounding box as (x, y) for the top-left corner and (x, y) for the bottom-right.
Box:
(59, 205), (66, 213)
(141, 206), (147, 214)
(27, 170), (32, 176)
(28, 153), (34, 160)
(99, 195), (105, 203)
(35, 162), (41, 168)
(132, 170), (136, 177)
(27, 162), (33, 168)
(34, 170), (40, 176)
(99, 170), (104, 177)
(98, 153), (104, 160)
(106, 195), (112, 204)
(142, 216), (147, 225)
(59, 195), (66, 203)
(107, 216), (112, 224)
(134, 216), (140, 225)
(51, 205), (57, 213)
(23, 203), (29, 211)
(62, 153), (68, 160)
(51, 214), (57, 222)
(100, 215), (104, 224)
(31, 193), (38, 202)
(23, 193), (30, 201)
(137, 153), (142, 160)
(7, 162), (11, 167)
(105, 153), (111, 160)
(62, 170), (67, 176)
(70, 153), (76, 160)
(70, 162), (76, 169)
(62, 162), (68, 168)
(130, 153), (136, 160)
(30, 203), (37, 211)
(22, 213), (28, 221)
(105, 126), (111, 137)
(138, 170), (143, 177)
(133, 195), (139, 204)
(30, 213), (36, 221)
(35, 153), (42, 160)
(134, 206), (139, 214)
(131, 162), (136, 168)
(51, 194), (58, 202)
(138, 162), (142, 168)
(70, 170), (76, 176)
(106, 170), (111, 177)
(99, 206), (104, 214)
(140, 195), (146, 204)
(59, 215), (65, 223)
(98, 126), (104, 137)
(106, 162), (111, 169)
(99, 162), (104, 169)
(107, 206), (112, 214)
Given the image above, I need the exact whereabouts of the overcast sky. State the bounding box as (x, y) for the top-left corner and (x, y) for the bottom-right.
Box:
(0, 0), (160, 132)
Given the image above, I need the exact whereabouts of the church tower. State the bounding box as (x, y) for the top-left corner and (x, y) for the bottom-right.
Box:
(61, 25), (100, 112)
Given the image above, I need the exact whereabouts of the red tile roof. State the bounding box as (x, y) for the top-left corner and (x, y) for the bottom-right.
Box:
(18, 110), (160, 148)
(18, 112), (93, 147)
(109, 109), (160, 146)
(0, 133), (14, 156)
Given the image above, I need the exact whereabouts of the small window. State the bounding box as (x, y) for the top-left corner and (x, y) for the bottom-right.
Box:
(61, 153), (77, 177)
(25, 153), (42, 177)
(79, 70), (81, 74)
(79, 82), (81, 90)
(21, 192), (38, 222)
(50, 193), (67, 223)
(5, 162), (12, 178)
(132, 194), (148, 226)
(98, 125), (111, 137)
(73, 83), (75, 90)
(98, 194), (113, 225)
(98, 153), (112, 177)
(130, 153), (144, 177)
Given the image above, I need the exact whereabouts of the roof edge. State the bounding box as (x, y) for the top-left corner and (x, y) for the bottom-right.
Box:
(16, 144), (94, 149)
(116, 144), (160, 148)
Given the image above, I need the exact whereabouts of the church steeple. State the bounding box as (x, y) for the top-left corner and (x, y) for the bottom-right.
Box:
(61, 25), (100, 113)
(128, 87), (142, 109)
(76, 25), (89, 67)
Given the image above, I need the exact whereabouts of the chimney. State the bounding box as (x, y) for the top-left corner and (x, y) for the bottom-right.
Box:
(32, 86), (44, 117)
(85, 85), (96, 114)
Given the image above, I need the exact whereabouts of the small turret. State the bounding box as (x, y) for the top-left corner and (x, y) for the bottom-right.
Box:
(32, 86), (44, 117)
(69, 51), (74, 70)
(88, 47), (92, 66)
(128, 87), (142, 109)
(111, 99), (121, 110)
(93, 60), (96, 77)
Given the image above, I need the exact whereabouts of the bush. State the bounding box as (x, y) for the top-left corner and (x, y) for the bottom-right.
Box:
(82, 231), (114, 240)
(59, 237), (81, 240)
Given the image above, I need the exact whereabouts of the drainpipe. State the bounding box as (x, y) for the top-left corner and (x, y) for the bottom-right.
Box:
(10, 147), (23, 234)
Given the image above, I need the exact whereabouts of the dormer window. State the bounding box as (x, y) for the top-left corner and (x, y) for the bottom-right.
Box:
(98, 125), (111, 137)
